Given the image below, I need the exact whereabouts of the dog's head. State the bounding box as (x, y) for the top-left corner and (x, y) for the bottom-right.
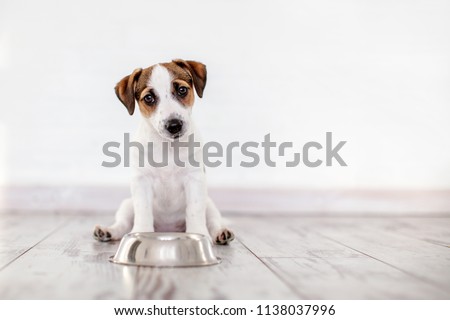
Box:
(115, 59), (206, 140)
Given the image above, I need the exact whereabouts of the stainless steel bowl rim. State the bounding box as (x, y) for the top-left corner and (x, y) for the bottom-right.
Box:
(108, 256), (221, 267)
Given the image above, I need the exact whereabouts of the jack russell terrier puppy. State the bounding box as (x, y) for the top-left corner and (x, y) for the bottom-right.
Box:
(93, 59), (234, 245)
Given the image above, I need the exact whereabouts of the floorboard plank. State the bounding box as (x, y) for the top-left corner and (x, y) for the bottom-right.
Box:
(263, 256), (448, 299)
(0, 212), (67, 270)
(233, 216), (448, 299)
(300, 218), (450, 295)
(0, 215), (128, 299)
(372, 218), (450, 248)
(128, 240), (296, 299)
(232, 216), (362, 258)
(0, 214), (296, 299)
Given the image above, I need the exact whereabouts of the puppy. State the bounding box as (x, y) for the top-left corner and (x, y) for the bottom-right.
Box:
(94, 59), (234, 245)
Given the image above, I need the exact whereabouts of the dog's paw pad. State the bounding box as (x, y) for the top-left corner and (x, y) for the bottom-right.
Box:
(93, 225), (112, 242)
(215, 229), (235, 245)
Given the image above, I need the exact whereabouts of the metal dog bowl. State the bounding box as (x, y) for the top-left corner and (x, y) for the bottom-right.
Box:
(109, 232), (220, 267)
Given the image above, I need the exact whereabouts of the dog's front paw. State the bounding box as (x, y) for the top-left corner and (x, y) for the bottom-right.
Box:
(214, 229), (235, 245)
(93, 225), (112, 242)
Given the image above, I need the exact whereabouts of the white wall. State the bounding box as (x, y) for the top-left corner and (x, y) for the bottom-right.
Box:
(0, 0), (449, 189)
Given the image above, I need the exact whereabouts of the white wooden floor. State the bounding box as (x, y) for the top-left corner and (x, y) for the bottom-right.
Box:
(0, 210), (449, 299)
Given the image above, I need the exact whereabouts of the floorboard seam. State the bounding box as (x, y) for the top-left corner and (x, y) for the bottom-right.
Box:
(422, 239), (450, 248)
(318, 232), (450, 295)
(0, 218), (71, 272)
(361, 220), (450, 250)
(237, 238), (306, 299)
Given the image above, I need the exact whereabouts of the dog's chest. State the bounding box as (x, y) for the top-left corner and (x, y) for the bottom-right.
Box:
(151, 169), (186, 213)
(150, 170), (187, 232)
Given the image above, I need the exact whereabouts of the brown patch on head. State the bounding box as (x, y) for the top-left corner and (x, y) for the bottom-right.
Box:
(161, 62), (195, 107)
(115, 66), (156, 117)
(134, 66), (155, 99)
(171, 59), (207, 98)
(135, 67), (158, 118)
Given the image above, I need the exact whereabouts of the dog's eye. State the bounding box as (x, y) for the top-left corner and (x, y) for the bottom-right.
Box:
(143, 94), (155, 104)
(177, 86), (188, 97)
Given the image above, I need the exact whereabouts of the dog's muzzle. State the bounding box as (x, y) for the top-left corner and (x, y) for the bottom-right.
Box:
(165, 118), (184, 138)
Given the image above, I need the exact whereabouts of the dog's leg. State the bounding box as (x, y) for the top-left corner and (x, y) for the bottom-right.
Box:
(93, 198), (134, 242)
(206, 197), (235, 245)
(184, 176), (209, 238)
(130, 175), (155, 233)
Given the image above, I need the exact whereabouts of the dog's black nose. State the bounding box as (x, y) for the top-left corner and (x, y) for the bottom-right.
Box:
(165, 119), (183, 136)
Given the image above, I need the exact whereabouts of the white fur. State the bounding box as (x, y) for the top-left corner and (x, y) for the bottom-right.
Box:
(94, 64), (233, 244)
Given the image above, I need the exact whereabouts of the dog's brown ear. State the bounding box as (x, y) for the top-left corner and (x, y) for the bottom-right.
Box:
(115, 68), (142, 115)
(172, 59), (207, 98)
